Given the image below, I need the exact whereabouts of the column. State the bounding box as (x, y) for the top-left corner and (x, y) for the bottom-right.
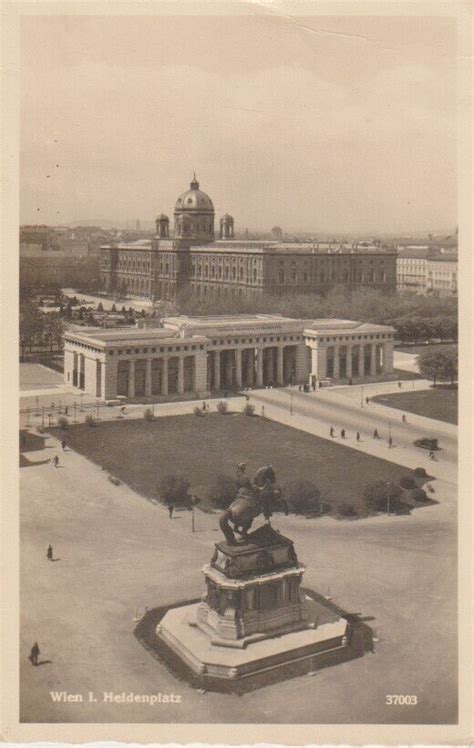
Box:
(256, 348), (264, 387)
(358, 345), (364, 377)
(246, 350), (254, 386)
(177, 357), (184, 394)
(235, 349), (242, 388)
(214, 351), (221, 391)
(346, 346), (352, 379)
(277, 347), (284, 385)
(383, 341), (394, 373)
(370, 343), (377, 376)
(161, 358), (168, 396)
(145, 358), (152, 397)
(333, 346), (340, 380)
(128, 359), (135, 398)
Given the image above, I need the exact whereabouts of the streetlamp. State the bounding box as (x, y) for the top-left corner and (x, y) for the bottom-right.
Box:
(360, 385), (364, 408)
(41, 406), (45, 429)
(48, 413), (52, 428)
(290, 391), (294, 415)
(80, 393), (84, 411)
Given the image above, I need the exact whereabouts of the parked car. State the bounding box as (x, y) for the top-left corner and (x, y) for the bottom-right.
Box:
(414, 437), (439, 451)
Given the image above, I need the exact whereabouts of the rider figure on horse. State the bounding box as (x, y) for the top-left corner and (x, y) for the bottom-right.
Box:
(219, 463), (284, 545)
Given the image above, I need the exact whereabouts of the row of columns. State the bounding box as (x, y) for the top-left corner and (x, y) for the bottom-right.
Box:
(329, 342), (385, 380)
(212, 346), (289, 390)
(125, 357), (187, 398)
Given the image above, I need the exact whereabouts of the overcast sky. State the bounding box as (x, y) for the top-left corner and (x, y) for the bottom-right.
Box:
(20, 12), (457, 234)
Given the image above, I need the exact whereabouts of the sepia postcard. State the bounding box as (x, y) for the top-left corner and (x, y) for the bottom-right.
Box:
(1, 1), (472, 745)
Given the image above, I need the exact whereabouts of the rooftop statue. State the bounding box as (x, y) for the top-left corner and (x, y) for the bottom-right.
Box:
(219, 463), (288, 545)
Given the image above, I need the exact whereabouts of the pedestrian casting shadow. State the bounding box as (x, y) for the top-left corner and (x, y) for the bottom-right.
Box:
(49, 558), (61, 562)
(20, 455), (52, 468)
(34, 660), (52, 667)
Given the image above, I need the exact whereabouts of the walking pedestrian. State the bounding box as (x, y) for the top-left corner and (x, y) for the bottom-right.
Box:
(29, 642), (40, 666)
(202, 401), (206, 411)
(330, 426), (335, 438)
(356, 432), (360, 442)
(168, 504), (174, 519)
(398, 381), (402, 389)
(365, 397), (369, 405)
(402, 414), (407, 423)
(61, 440), (66, 451)
(388, 436), (393, 448)
(64, 406), (68, 416)
(261, 406), (265, 417)
(46, 545), (53, 561)
(341, 428), (346, 439)
(373, 428), (379, 439)
(53, 455), (59, 468)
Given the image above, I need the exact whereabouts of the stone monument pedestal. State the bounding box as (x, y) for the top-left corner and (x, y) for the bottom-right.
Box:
(156, 524), (351, 682)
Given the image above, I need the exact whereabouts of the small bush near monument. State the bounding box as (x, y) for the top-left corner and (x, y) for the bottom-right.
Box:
(411, 487), (429, 502)
(193, 405), (205, 417)
(57, 416), (69, 429)
(206, 474), (236, 509)
(284, 479), (320, 515)
(243, 403), (255, 416)
(143, 408), (156, 422)
(336, 502), (358, 518)
(414, 467), (428, 478)
(158, 474), (192, 507)
(363, 480), (404, 514)
(85, 414), (96, 427)
(216, 401), (228, 415)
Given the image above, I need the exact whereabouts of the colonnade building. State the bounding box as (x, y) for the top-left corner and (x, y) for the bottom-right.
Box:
(99, 177), (397, 300)
(63, 315), (395, 401)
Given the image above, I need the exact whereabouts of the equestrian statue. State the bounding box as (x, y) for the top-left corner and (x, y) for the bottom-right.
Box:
(219, 462), (288, 545)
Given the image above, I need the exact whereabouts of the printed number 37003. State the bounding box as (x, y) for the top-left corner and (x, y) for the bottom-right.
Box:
(386, 695), (418, 705)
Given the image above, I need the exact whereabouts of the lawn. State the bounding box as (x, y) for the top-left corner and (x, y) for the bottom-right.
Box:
(371, 387), (457, 425)
(54, 414), (408, 514)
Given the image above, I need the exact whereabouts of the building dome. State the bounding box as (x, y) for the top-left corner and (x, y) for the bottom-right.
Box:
(174, 174), (215, 244)
(175, 175), (214, 213)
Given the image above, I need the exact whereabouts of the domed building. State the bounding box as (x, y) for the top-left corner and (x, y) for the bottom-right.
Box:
(99, 174), (397, 304)
(174, 174), (215, 244)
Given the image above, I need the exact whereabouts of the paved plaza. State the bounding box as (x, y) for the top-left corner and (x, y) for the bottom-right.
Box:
(20, 404), (457, 724)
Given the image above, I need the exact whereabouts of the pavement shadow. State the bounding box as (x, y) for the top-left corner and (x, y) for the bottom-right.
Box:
(19, 430), (47, 453)
(20, 455), (51, 468)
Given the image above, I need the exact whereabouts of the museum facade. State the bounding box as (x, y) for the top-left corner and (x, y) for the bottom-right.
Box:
(99, 177), (397, 301)
(63, 315), (395, 401)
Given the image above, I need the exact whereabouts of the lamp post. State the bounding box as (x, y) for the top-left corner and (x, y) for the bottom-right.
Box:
(41, 406), (45, 429)
(290, 391), (294, 415)
(80, 393), (84, 412)
(360, 385), (364, 408)
(387, 481), (391, 516)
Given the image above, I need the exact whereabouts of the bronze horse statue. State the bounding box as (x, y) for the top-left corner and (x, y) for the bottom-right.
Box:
(219, 465), (288, 545)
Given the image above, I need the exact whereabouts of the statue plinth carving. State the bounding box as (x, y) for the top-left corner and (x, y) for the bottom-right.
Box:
(196, 524), (309, 645)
